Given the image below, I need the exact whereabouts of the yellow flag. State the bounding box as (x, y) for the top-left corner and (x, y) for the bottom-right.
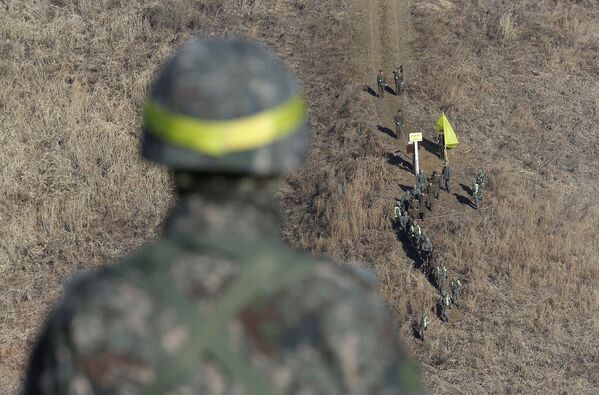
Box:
(435, 113), (459, 148)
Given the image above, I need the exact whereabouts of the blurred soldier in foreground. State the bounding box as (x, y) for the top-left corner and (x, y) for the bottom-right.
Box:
(377, 69), (387, 98)
(25, 40), (424, 395)
(394, 109), (404, 139)
(442, 162), (451, 192)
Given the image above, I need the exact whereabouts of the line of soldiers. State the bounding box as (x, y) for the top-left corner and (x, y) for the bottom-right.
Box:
(392, 167), (464, 341)
(376, 65), (404, 98)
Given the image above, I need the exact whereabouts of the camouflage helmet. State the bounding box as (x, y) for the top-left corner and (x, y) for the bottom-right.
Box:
(142, 39), (309, 175)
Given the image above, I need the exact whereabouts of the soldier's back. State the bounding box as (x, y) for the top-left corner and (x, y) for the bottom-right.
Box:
(26, 232), (423, 395)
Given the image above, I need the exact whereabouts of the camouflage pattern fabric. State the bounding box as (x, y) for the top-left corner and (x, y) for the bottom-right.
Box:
(25, 179), (424, 395)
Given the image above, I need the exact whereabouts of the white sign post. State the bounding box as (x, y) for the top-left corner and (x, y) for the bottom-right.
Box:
(409, 133), (423, 176)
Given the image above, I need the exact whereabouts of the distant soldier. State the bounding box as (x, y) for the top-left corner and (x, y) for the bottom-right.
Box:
(394, 109), (404, 139)
(472, 181), (483, 209)
(437, 293), (453, 322)
(434, 264), (448, 291)
(431, 171), (441, 199)
(393, 65), (404, 95)
(408, 194), (419, 219)
(451, 279), (463, 305)
(393, 201), (402, 226)
(399, 208), (410, 232)
(416, 232), (427, 251)
(400, 189), (413, 211)
(377, 69), (387, 98)
(442, 162), (451, 192)
(417, 314), (429, 341)
(417, 191), (426, 220)
(420, 236), (433, 264)
(425, 181), (435, 211)
(427, 247), (436, 269)
(416, 170), (427, 192)
(409, 222), (422, 243)
(437, 132), (445, 159)
(476, 170), (487, 191)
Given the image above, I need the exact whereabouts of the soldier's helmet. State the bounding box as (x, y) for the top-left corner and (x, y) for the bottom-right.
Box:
(142, 39), (309, 176)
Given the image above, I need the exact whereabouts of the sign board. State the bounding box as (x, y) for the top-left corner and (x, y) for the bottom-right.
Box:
(409, 132), (423, 143)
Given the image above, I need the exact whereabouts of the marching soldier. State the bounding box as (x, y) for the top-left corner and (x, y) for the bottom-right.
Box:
(442, 162), (451, 193)
(476, 170), (487, 191)
(394, 109), (404, 139)
(417, 190), (426, 220)
(25, 40), (425, 395)
(393, 65), (404, 95)
(472, 181), (483, 209)
(420, 236), (433, 266)
(400, 189), (413, 211)
(434, 264), (448, 291)
(393, 201), (402, 226)
(399, 207), (410, 232)
(437, 132), (445, 159)
(416, 170), (427, 192)
(425, 181), (435, 211)
(409, 193), (419, 219)
(437, 293), (452, 322)
(451, 279), (463, 305)
(377, 69), (387, 98)
(417, 314), (429, 341)
(431, 170), (441, 199)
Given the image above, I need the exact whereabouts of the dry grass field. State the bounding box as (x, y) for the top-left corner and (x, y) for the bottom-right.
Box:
(1, 0), (598, 393)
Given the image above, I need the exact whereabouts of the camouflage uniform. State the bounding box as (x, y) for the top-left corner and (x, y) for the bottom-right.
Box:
(476, 170), (486, 191)
(377, 70), (386, 98)
(437, 294), (452, 322)
(393, 203), (402, 225)
(408, 195), (419, 220)
(434, 265), (447, 291)
(399, 210), (410, 232)
(450, 279), (463, 305)
(442, 163), (451, 193)
(25, 40), (424, 395)
(417, 315), (429, 341)
(420, 236), (432, 262)
(472, 182), (482, 209)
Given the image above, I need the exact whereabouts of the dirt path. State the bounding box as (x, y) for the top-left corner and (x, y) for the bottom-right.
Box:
(352, 0), (475, 220)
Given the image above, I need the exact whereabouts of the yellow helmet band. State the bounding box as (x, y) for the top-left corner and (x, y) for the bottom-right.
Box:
(144, 95), (306, 157)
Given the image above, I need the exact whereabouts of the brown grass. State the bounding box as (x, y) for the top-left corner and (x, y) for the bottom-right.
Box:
(284, 0), (599, 393)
